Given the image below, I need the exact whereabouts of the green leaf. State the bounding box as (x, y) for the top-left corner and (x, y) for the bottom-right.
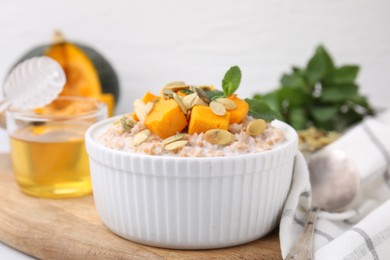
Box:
(350, 94), (375, 114)
(253, 91), (281, 112)
(205, 89), (224, 100)
(340, 109), (364, 127)
(292, 66), (305, 74)
(311, 106), (339, 122)
(250, 45), (375, 131)
(320, 84), (358, 102)
(316, 121), (336, 131)
(280, 73), (306, 89)
(278, 87), (310, 108)
(289, 108), (307, 130)
(329, 65), (359, 84)
(181, 89), (193, 95)
(245, 98), (282, 122)
(222, 66), (241, 96)
(306, 45), (335, 85)
(262, 92), (282, 112)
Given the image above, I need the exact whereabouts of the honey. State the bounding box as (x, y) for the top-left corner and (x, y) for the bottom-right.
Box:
(10, 123), (91, 198)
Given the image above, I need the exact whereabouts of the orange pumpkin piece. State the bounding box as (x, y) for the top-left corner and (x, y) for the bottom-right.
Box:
(43, 34), (117, 116)
(188, 105), (230, 134)
(142, 91), (159, 103)
(227, 94), (249, 124)
(45, 42), (102, 98)
(131, 112), (139, 121)
(145, 99), (188, 139)
(98, 94), (114, 117)
(176, 90), (187, 97)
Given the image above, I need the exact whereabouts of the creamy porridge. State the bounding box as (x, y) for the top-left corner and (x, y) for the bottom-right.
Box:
(98, 79), (285, 157)
(99, 116), (284, 157)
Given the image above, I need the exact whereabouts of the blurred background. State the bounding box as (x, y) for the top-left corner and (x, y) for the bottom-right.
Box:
(0, 0), (390, 151)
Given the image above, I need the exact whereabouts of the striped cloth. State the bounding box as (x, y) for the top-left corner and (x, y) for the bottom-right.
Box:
(280, 110), (390, 260)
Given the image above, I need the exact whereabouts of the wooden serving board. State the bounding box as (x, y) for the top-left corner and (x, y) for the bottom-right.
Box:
(0, 153), (281, 259)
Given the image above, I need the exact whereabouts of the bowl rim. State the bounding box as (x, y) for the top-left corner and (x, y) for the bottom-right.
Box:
(85, 115), (298, 161)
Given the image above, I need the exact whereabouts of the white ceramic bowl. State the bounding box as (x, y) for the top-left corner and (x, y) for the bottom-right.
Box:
(85, 116), (298, 249)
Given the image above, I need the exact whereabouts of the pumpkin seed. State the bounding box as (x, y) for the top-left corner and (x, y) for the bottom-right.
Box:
(165, 81), (186, 87)
(120, 114), (136, 132)
(133, 129), (150, 146)
(164, 81), (189, 92)
(172, 93), (187, 114)
(162, 133), (186, 145)
(182, 93), (198, 110)
(246, 119), (267, 136)
(113, 118), (121, 126)
(196, 97), (208, 106)
(204, 129), (235, 145)
(134, 99), (147, 121)
(162, 89), (174, 98)
(215, 98), (236, 110)
(164, 85), (190, 92)
(164, 140), (188, 151)
(189, 85), (197, 93)
(194, 87), (211, 104)
(144, 101), (155, 115)
(210, 101), (226, 116)
(198, 85), (212, 91)
(186, 109), (192, 120)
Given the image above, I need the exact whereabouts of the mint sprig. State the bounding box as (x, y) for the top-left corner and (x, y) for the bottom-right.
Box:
(204, 65), (281, 122)
(222, 66), (241, 97)
(253, 45), (375, 131)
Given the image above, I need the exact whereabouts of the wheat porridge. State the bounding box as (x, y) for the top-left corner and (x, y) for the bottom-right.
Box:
(98, 74), (285, 157)
(99, 116), (284, 157)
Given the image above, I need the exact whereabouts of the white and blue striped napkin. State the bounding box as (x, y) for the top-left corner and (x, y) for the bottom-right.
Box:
(280, 110), (390, 260)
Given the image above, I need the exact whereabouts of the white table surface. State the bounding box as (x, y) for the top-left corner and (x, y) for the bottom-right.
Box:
(0, 243), (34, 259)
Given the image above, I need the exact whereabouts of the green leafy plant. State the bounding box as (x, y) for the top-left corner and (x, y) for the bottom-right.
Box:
(253, 45), (375, 131)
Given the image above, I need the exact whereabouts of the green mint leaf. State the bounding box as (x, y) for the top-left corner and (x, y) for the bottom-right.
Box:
(204, 89), (224, 100)
(311, 106), (339, 122)
(245, 98), (282, 122)
(180, 89), (193, 95)
(306, 45), (335, 85)
(254, 91), (282, 112)
(289, 108), (307, 130)
(292, 66), (304, 73)
(280, 73), (306, 89)
(339, 109), (364, 128)
(329, 65), (359, 84)
(252, 45), (374, 131)
(350, 94), (374, 114)
(316, 121), (337, 131)
(278, 87), (310, 108)
(222, 66), (241, 96)
(320, 84), (358, 102)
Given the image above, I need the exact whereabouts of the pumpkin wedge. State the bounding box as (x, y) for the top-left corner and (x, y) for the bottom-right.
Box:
(12, 31), (119, 116)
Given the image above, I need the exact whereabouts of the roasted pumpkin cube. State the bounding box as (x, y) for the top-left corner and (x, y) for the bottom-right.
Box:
(227, 94), (249, 124)
(145, 99), (188, 139)
(188, 105), (230, 134)
(142, 91), (159, 104)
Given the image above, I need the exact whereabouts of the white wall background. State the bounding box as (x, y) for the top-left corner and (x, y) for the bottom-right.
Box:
(1, 0), (390, 114)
